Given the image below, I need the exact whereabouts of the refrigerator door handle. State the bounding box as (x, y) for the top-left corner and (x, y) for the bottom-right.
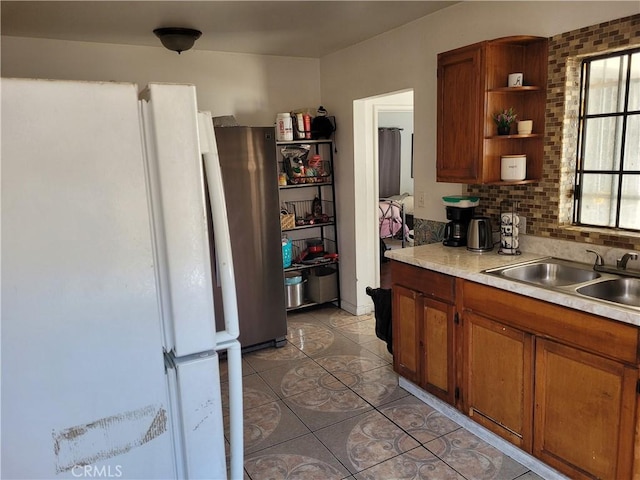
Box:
(216, 339), (244, 480)
(198, 112), (240, 343)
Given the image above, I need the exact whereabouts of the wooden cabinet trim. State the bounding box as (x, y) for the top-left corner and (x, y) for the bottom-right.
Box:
(390, 261), (455, 302)
(462, 280), (639, 364)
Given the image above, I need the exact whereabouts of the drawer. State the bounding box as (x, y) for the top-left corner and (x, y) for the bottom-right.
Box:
(391, 261), (455, 303)
(462, 281), (639, 364)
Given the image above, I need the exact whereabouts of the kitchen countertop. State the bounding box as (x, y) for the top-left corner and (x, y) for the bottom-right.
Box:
(386, 243), (640, 327)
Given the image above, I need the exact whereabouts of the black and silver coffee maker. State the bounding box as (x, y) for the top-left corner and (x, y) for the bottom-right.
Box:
(442, 196), (479, 247)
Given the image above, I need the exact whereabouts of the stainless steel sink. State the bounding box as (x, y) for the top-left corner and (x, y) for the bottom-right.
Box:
(483, 257), (639, 312)
(498, 261), (600, 287)
(577, 278), (640, 308)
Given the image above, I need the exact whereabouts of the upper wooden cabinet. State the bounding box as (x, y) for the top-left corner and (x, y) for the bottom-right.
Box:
(437, 36), (549, 184)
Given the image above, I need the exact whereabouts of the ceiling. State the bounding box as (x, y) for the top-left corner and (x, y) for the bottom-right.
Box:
(1, 1), (457, 58)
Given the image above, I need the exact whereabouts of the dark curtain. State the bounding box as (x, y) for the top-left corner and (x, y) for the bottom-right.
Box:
(378, 128), (401, 198)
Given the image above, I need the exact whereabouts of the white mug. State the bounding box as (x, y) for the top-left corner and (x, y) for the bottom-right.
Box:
(508, 73), (523, 87)
(501, 235), (519, 249)
(501, 225), (519, 236)
(501, 213), (520, 226)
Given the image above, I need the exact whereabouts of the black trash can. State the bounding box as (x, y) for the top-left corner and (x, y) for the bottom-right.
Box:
(366, 286), (392, 354)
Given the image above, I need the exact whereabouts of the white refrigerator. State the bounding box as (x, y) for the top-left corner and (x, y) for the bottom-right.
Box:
(1, 79), (244, 479)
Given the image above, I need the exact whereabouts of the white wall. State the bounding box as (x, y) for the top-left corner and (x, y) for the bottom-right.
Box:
(0, 36), (320, 126)
(320, 1), (639, 314)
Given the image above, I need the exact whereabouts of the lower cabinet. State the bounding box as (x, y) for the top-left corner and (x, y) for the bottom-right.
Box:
(391, 261), (455, 404)
(461, 280), (639, 480)
(534, 339), (637, 480)
(391, 263), (640, 479)
(463, 311), (533, 450)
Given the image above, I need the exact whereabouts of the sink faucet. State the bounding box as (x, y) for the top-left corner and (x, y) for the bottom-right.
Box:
(617, 252), (638, 270)
(586, 249), (604, 267)
(586, 249), (640, 278)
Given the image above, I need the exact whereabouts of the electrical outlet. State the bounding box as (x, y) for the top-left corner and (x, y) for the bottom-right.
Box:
(417, 190), (425, 208)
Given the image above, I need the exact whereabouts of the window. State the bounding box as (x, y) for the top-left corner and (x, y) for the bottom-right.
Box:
(574, 48), (640, 231)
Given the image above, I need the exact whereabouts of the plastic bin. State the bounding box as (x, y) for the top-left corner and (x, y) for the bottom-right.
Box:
(307, 267), (337, 303)
(282, 238), (292, 268)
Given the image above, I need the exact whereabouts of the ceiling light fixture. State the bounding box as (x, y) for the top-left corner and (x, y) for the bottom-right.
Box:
(153, 27), (202, 54)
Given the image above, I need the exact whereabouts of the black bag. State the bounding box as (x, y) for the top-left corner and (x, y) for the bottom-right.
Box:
(366, 286), (393, 354)
(311, 106), (336, 140)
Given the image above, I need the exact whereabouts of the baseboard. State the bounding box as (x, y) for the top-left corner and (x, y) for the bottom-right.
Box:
(339, 299), (373, 316)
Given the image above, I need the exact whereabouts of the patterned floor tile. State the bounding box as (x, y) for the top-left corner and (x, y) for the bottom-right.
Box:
(425, 429), (528, 480)
(514, 472), (545, 480)
(219, 357), (254, 380)
(241, 400), (310, 455)
(354, 446), (465, 480)
(287, 321), (338, 355)
(232, 309), (545, 480)
(221, 373), (278, 412)
(332, 364), (408, 407)
(315, 410), (421, 474)
(304, 305), (344, 325)
(244, 433), (350, 480)
(379, 396), (460, 444)
(315, 353), (389, 376)
(283, 381), (372, 431)
(360, 338), (393, 363)
(259, 358), (337, 399)
(243, 341), (307, 373)
(301, 330), (373, 359)
(318, 308), (368, 329)
(331, 315), (378, 344)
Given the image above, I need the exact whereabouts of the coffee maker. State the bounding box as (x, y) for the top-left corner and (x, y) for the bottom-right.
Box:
(442, 196), (479, 247)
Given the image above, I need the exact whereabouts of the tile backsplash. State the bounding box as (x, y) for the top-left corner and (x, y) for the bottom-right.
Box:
(413, 218), (446, 245)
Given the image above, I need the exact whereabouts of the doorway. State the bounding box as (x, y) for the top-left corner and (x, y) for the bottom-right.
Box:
(353, 90), (414, 296)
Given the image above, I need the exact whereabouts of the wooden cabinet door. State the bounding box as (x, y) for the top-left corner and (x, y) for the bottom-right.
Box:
(534, 339), (637, 480)
(422, 297), (454, 403)
(392, 284), (422, 383)
(463, 311), (533, 450)
(437, 42), (485, 183)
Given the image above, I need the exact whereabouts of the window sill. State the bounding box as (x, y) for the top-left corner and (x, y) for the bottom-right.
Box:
(560, 225), (640, 241)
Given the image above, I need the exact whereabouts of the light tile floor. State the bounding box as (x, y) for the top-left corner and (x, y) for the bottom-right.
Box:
(221, 306), (544, 480)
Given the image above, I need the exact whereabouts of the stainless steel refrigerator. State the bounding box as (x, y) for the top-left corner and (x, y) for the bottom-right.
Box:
(213, 126), (287, 349)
